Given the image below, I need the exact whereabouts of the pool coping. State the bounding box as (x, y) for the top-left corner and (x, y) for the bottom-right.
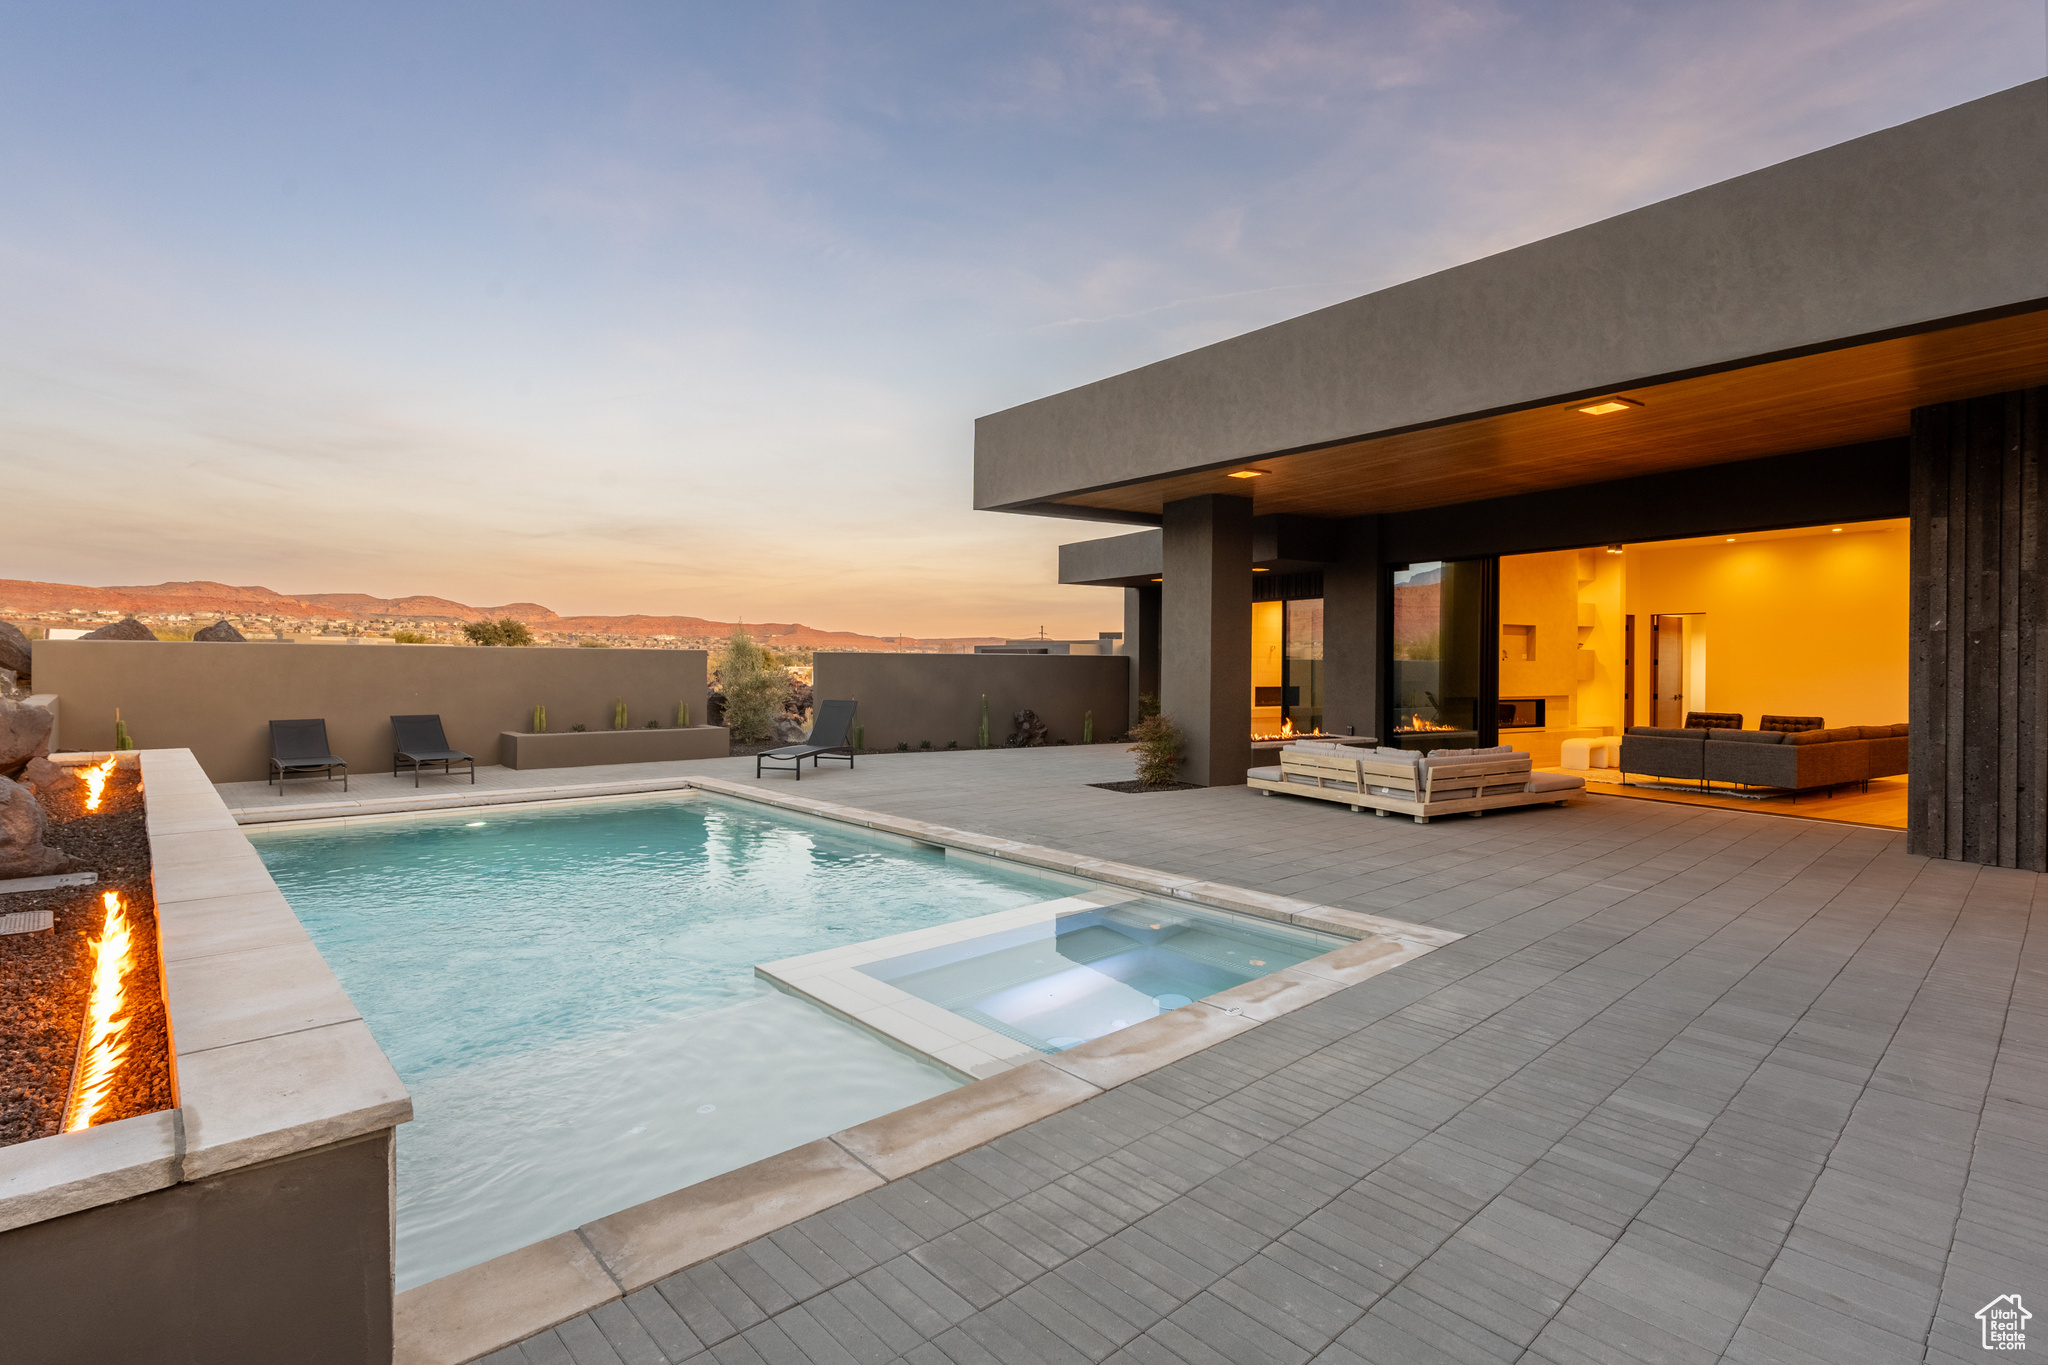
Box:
(246, 773), (1462, 1365)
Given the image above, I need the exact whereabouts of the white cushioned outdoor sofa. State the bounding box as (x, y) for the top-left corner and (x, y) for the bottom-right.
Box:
(1248, 741), (1584, 823)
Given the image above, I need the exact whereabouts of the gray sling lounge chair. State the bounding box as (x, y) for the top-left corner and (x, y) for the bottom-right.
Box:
(391, 714), (475, 787)
(269, 718), (347, 794)
(756, 700), (857, 781)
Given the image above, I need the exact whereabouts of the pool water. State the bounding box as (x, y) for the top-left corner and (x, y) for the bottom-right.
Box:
(246, 793), (1084, 1290)
(861, 903), (1342, 1052)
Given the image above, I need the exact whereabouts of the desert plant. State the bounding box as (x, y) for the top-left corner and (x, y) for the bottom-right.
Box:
(532, 703), (547, 733)
(713, 626), (787, 743)
(570, 723), (587, 732)
(1138, 693), (1160, 720)
(852, 723), (864, 751)
(113, 709), (133, 751)
(393, 630), (430, 644)
(977, 695), (990, 749)
(646, 719), (658, 729)
(152, 626), (193, 642)
(896, 741), (910, 752)
(676, 701), (691, 727)
(1128, 713), (1185, 787)
(946, 740), (958, 750)
(463, 618), (534, 647)
(577, 641), (610, 648)
(1082, 710), (1094, 744)
(919, 739), (931, 751)
(613, 698), (628, 730)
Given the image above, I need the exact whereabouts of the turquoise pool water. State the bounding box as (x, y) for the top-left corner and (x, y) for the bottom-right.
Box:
(246, 792), (1082, 1290)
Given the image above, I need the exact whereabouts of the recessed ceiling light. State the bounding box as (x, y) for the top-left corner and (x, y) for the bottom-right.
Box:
(1577, 397), (1642, 416)
(1725, 537), (1736, 542)
(1605, 544), (1624, 554)
(1252, 567), (1269, 572)
(1227, 468), (1269, 479)
(1151, 576), (1162, 582)
(1832, 527), (1843, 533)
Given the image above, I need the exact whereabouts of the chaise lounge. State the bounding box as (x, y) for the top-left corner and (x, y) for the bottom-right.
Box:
(268, 718), (347, 795)
(757, 699), (857, 781)
(391, 714), (476, 787)
(1249, 740), (1583, 822)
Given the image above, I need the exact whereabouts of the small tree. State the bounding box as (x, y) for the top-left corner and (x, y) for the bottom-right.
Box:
(713, 625), (787, 743)
(463, 617), (534, 647)
(1128, 713), (1184, 787)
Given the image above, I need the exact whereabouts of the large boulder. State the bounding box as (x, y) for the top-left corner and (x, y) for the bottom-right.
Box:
(81, 616), (157, 641)
(0, 620), (29, 680)
(0, 697), (55, 777)
(0, 775), (76, 878)
(193, 619), (246, 642)
(15, 755), (72, 799)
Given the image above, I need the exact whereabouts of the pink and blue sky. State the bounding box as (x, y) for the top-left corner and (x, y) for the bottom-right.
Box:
(1, 1), (2041, 636)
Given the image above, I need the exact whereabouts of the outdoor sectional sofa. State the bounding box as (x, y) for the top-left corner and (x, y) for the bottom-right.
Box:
(1619, 723), (1909, 791)
(1249, 740), (1583, 822)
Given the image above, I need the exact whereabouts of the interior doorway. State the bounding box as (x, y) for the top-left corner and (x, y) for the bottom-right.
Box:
(1650, 613), (1706, 726)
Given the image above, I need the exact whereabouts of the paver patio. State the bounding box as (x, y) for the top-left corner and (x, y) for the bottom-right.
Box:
(225, 747), (2046, 1365)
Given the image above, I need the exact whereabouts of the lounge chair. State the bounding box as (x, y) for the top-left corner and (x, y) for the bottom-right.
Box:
(391, 714), (475, 787)
(756, 700), (857, 781)
(269, 719), (348, 795)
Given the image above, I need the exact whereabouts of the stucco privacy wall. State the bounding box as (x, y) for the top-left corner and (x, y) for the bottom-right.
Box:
(976, 80), (2048, 513)
(813, 652), (1131, 751)
(32, 640), (708, 783)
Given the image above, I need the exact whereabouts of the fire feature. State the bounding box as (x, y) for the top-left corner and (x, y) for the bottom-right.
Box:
(78, 755), (118, 813)
(63, 891), (135, 1133)
(1397, 717), (1461, 734)
(1252, 716), (1336, 742)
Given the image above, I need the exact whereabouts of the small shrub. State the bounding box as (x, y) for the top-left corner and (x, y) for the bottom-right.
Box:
(570, 723), (587, 732)
(1138, 693), (1160, 720)
(463, 618), (534, 647)
(918, 739), (931, 751)
(946, 740), (958, 750)
(1128, 713), (1184, 787)
(393, 630), (430, 644)
(646, 719), (658, 729)
(713, 626), (787, 743)
(896, 741), (910, 752)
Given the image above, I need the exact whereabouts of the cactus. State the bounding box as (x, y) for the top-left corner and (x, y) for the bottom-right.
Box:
(853, 723), (864, 751)
(613, 697), (628, 730)
(1082, 710), (1094, 744)
(113, 708), (133, 751)
(977, 694), (990, 749)
(532, 703), (547, 733)
(677, 701), (690, 728)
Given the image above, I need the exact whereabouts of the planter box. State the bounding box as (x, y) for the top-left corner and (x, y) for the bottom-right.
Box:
(499, 725), (729, 770)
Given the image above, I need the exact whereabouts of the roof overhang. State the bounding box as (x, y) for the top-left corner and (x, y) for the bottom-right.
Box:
(977, 81), (2048, 527)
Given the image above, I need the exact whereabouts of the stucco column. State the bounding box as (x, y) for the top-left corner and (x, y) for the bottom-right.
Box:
(1161, 494), (1252, 786)
(1321, 515), (1385, 740)
(1122, 585), (1162, 730)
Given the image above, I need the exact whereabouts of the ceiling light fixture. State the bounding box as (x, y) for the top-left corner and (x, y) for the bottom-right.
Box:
(1577, 396), (1643, 416)
(1605, 544), (1624, 555)
(1832, 527), (1843, 533)
(1227, 468), (1269, 479)
(1252, 567), (1270, 573)
(1151, 577), (1162, 582)
(1726, 537), (1736, 542)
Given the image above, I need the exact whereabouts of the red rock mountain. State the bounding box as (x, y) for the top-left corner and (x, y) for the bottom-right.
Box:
(0, 578), (1002, 650)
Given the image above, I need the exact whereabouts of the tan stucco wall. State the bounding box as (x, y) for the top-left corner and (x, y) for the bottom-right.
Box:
(814, 652), (1132, 751)
(31, 640), (708, 782)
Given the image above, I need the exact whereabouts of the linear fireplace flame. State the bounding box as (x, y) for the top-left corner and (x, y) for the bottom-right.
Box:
(1253, 716), (1335, 742)
(79, 756), (118, 813)
(64, 891), (135, 1133)
(1397, 717), (1461, 733)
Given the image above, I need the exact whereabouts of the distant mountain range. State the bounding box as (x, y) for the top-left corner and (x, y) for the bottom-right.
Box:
(0, 578), (1006, 651)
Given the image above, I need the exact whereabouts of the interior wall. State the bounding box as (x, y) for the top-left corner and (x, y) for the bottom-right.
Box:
(1623, 522), (1908, 728)
(1251, 599), (1283, 731)
(1576, 549), (1625, 730)
(1495, 551), (1577, 717)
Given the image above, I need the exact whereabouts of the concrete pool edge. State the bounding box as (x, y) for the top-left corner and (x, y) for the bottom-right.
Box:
(381, 777), (1460, 1365)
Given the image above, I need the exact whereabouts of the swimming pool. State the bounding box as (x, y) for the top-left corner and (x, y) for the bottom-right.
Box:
(248, 792), (1090, 1289)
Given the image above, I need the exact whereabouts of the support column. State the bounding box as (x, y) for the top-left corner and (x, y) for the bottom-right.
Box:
(1910, 386), (2047, 869)
(1321, 515), (1385, 740)
(1161, 494), (1253, 786)
(1122, 585), (1161, 731)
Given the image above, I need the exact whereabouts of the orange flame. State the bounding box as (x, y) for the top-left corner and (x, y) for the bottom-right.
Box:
(1398, 717), (1461, 733)
(63, 891), (134, 1133)
(79, 756), (118, 812)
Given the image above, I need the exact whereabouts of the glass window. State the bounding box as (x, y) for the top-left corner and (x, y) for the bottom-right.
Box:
(1285, 598), (1323, 734)
(1390, 560), (1490, 750)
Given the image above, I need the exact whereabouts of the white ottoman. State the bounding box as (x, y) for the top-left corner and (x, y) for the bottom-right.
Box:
(1560, 736), (1620, 770)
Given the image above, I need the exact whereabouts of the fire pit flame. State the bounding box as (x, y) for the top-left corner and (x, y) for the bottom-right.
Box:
(79, 756), (118, 813)
(63, 891), (135, 1133)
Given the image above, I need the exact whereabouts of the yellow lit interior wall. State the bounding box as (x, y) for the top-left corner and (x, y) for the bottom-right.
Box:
(1496, 551), (1578, 711)
(1622, 522), (1908, 728)
(1251, 599), (1283, 729)
(1576, 549), (1626, 730)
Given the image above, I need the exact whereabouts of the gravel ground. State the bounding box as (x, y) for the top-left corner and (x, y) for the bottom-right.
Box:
(1086, 779), (1204, 794)
(0, 770), (171, 1146)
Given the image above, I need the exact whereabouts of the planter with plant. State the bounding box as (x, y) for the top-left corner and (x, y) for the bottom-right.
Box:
(1129, 714), (1185, 788)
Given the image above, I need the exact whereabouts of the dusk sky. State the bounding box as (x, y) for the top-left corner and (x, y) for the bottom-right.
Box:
(1, 2), (2041, 637)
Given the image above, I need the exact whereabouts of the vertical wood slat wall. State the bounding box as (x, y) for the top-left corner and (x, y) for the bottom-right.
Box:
(1909, 386), (2047, 869)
